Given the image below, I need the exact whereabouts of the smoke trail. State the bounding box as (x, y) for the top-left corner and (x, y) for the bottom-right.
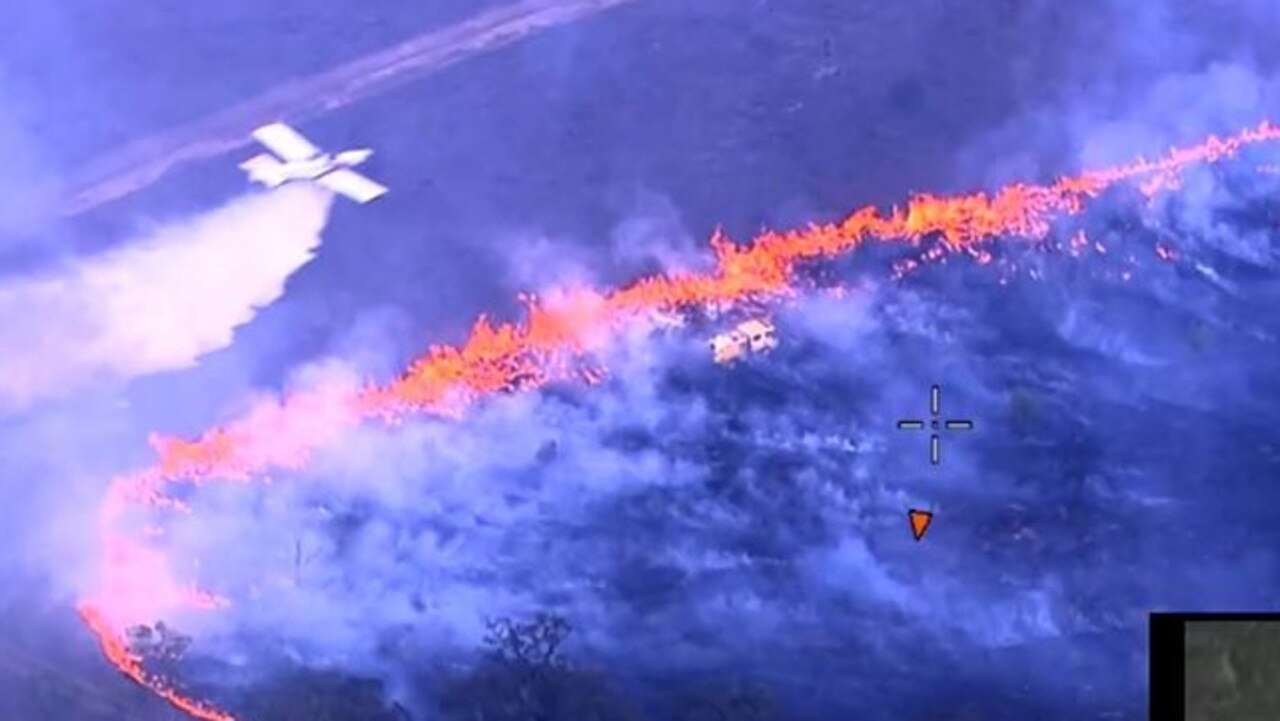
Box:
(78, 122), (1280, 720)
(0, 183), (333, 413)
(54, 0), (644, 218)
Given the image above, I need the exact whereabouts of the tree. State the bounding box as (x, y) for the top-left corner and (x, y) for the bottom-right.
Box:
(126, 621), (192, 663)
(482, 613), (572, 668)
(436, 612), (638, 721)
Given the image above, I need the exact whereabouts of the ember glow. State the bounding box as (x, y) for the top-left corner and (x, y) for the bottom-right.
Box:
(79, 121), (1280, 719)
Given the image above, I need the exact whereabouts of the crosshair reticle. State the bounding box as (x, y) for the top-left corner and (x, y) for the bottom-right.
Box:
(896, 384), (974, 464)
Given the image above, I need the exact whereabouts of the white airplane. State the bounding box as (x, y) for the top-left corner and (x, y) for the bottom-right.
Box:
(239, 122), (388, 203)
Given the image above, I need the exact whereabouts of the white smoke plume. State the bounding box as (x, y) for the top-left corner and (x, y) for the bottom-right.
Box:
(0, 183), (334, 412)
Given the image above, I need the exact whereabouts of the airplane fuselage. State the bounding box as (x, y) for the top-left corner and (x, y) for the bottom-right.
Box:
(277, 149), (373, 181)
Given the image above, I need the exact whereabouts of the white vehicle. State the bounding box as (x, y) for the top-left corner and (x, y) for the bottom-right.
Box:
(711, 318), (777, 364)
(239, 122), (388, 203)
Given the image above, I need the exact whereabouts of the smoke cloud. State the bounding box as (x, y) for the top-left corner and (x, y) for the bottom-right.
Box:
(0, 184), (334, 412)
(953, 0), (1280, 191)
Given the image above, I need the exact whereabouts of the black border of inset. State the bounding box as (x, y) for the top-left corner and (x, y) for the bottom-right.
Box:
(1149, 611), (1280, 720)
(1148, 612), (1184, 720)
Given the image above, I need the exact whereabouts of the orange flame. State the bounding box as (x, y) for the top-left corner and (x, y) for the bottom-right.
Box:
(78, 604), (234, 721)
(80, 121), (1280, 720)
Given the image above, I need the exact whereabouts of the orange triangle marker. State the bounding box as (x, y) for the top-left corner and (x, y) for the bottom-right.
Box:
(908, 509), (933, 541)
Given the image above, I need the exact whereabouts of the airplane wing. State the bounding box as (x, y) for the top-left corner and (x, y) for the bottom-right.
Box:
(251, 123), (322, 162)
(315, 169), (388, 203)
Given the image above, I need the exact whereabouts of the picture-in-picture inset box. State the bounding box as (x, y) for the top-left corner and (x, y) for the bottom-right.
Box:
(1150, 612), (1280, 721)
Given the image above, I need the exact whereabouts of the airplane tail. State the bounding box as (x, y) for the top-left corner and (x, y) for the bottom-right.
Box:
(239, 154), (289, 188)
